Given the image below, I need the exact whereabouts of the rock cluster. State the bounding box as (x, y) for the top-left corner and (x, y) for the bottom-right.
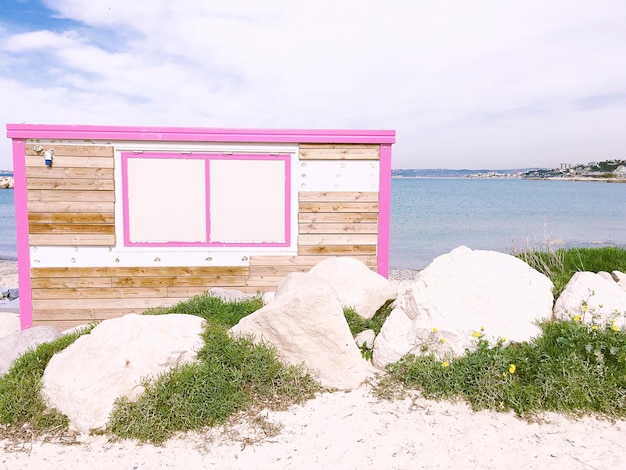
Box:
(1, 247), (626, 434)
(0, 177), (14, 189)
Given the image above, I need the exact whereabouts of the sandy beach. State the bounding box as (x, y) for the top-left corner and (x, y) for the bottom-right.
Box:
(2, 262), (626, 469)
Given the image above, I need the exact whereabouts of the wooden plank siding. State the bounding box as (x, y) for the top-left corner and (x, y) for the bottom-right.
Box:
(22, 141), (384, 330)
(299, 144), (379, 160)
(25, 144), (115, 247)
(29, 265), (258, 328)
(298, 191), (379, 258)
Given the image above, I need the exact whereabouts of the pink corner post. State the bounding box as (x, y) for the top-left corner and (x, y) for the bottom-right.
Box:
(11, 139), (32, 329)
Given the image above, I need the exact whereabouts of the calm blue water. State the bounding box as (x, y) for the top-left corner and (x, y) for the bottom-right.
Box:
(1, 179), (625, 267)
(0, 189), (16, 260)
(390, 178), (626, 269)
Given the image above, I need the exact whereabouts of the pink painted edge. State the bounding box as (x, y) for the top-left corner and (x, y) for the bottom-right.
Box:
(6, 124), (396, 144)
(12, 139), (32, 329)
(122, 152), (291, 247)
(377, 143), (392, 278)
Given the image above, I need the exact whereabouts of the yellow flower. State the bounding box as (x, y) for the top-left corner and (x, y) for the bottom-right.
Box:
(573, 315), (583, 322)
(582, 304), (588, 313)
(442, 361), (450, 368)
(432, 327), (438, 333)
(499, 401), (505, 409)
(613, 325), (619, 331)
(440, 337), (446, 344)
(591, 325), (598, 331)
(611, 318), (616, 324)
(509, 364), (516, 374)
(480, 326), (485, 331)
(501, 337), (507, 343)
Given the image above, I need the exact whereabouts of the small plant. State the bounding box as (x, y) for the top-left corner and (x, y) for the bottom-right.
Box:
(383, 315), (626, 419)
(512, 246), (626, 298)
(0, 328), (92, 436)
(343, 302), (393, 337)
(145, 293), (263, 328)
(107, 324), (320, 443)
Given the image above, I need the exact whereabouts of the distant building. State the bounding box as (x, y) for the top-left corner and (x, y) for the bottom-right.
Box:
(560, 163), (573, 169)
(615, 165), (626, 177)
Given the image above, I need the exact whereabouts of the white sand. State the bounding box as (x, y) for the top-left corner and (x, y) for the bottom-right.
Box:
(1, 261), (625, 469)
(2, 387), (625, 469)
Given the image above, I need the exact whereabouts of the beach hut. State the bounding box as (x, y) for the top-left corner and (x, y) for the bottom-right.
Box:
(6, 124), (395, 330)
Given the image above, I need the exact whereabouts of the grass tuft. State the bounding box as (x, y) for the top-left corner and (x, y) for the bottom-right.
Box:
(107, 324), (320, 443)
(343, 301), (394, 337)
(513, 246), (626, 298)
(0, 329), (89, 435)
(144, 293), (263, 328)
(384, 318), (626, 419)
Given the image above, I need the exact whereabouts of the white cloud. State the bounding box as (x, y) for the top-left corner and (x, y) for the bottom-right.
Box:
(1, 0), (626, 169)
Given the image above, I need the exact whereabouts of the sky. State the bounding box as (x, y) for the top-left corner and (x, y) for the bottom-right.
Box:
(1, 1), (626, 170)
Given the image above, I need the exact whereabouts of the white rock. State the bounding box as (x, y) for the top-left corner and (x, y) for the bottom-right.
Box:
(308, 257), (397, 320)
(0, 326), (61, 376)
(0, 312), (20, 339)
(262, 291), (275, 305)
(207, 287), (252, 303)
(598, 271), (615, 283)
(42, 313), (205, 433)
(613, 271), (626, 291)
(553, 271), (626, 325)
(354, 329), (376, 350)
(373, 246), (554, 368)
(230, 272), (370, 390)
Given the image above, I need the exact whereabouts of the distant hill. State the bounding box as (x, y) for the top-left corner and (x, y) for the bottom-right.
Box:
(391, 168), (540, 178)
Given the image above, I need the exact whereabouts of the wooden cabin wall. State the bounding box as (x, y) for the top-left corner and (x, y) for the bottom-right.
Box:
(24, 143), (382, 329)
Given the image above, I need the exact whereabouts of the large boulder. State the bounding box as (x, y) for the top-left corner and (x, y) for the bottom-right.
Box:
(554, 271), (626, 325)
(0, 312), (20, 339)
(230, 272), (370, 390)
(373, 246), (554, 368)
(613, 270), (626, 291)
(0, 326), (61, 376)
(308, 257), (397, 320)
(42, 313), (205, 433)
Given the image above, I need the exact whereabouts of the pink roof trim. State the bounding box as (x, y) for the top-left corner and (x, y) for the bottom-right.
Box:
(6, 124), (396, 144)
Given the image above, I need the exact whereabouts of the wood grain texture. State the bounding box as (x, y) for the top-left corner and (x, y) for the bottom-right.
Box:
(299, 144), (379, 160)
(26, 155), (114, 169)
(27, 178), (115, 191)
(298, 212), (378, 223)
(28, 213), (115, 224)
(31, 266), (249, 278)
(298, 191), (378, 202)
(298, 234), (378, 246)
(298, 245), (377, 256)
(27, 201), (115, 213)
(26, 167), (114, 179)
(25, 144), (114, 157)
(299, 202), (378, 213)
(249, 255), (377, 267)
(298, 223), (377, 234)
(29, 233), (116, 246)
(27, 189), (115, 202)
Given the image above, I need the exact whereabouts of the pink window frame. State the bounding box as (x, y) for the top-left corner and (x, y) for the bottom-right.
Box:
(121, 151), (291, 248)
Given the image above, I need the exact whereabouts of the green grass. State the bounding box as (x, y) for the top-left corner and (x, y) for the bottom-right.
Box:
(107, 294), (320, 443)
(107, 323), (320, 443)
(144, 292), (264, 328)
(1, 295), (319, 443)
(0, 329), (88, 435)
(383, 318), (626, 418)
(380, 247), (626, 419)
(514, 246), (626, 298)
(343, 302), (394, 337)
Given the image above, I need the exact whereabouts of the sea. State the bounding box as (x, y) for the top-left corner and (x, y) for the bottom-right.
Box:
(0, 176), (625, 268)
(390, 177), (626, 269)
